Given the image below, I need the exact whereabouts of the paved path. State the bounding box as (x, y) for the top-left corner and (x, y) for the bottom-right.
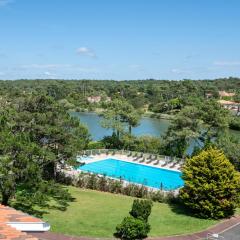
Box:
(31, 215), (240, 240)
(221, 221), (240, 240)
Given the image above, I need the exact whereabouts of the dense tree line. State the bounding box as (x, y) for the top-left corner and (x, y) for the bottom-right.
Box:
(0, 77), (239, 113)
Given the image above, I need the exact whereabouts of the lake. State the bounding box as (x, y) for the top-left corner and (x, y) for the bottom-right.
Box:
(71, 112), (240, 144)
(71, 112), (170, 140)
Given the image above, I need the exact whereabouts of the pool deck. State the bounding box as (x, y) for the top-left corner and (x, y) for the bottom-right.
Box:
(77, 153), (182, 172)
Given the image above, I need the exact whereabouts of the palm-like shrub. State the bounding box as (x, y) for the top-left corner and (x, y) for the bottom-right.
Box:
(180, 147), (240, 219)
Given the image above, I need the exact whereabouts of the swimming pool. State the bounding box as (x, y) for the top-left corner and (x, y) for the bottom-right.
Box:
(78, 158), (184, 190)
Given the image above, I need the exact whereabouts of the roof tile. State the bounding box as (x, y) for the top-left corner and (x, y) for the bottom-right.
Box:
(0, 204), (42, 240)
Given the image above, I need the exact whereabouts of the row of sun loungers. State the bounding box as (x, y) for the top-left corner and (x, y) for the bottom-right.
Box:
(132, 155), (182, 170)
(79, 149), (183, 170)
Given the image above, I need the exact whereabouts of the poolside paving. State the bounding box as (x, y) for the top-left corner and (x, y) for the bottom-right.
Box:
(31, 215), (240, 240)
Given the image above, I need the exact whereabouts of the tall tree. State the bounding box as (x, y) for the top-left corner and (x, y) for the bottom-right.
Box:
(0, 108), (42, 205)
(0, 94), (89, 207)
(13, 94), (90, 179)
(101, 99), (141, 138)
(162, 100), (231, 157)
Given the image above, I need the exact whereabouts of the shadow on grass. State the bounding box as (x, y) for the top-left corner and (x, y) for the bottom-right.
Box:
(14, 196), (76, 218)
(12, 184), (76, 218)
(168, 203), (201, 219)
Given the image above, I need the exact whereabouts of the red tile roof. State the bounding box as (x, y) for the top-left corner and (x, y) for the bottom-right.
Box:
(0, 223), (38, 240)
(0, 205), (43, 223)
(0, 204), (47, 240)
(218, 100), (240, 105)
(219, 90), (236, 97)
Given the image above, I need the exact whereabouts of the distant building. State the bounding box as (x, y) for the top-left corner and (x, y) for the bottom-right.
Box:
(105, 96), (111, 102)
(87, 96), (111, 103)
(205, 92), (213, 99)
(218, 91), (236, 99)
(218, 99), (240, 115)
(87, 96), (102, 103)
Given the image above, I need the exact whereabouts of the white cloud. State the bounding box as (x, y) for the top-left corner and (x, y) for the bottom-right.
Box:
(76, 47), (96, 58)
(43, 71), (57, 78)
(21, 64), (71, 69)
(213, 61), (240, 66)
(0, 0), (12, 7)
(171, 68), (192, 74)
(44, 71), (51, 76)
(171, 68), (179, 73)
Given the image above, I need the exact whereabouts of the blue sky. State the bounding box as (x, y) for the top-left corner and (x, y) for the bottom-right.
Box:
(0, 0), (240, 80)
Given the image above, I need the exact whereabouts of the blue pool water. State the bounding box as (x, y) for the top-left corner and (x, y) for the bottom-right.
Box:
(78, 158), (184, 190)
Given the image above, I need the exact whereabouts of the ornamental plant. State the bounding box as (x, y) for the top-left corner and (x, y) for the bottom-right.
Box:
(115, 199), (152, 239)
(180, 147), (240, 219)
(115, 216), (150, 240)
(129, 199), (153, 221)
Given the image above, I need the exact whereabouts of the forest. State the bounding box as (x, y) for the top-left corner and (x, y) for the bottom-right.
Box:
(0, 77), (239, 114)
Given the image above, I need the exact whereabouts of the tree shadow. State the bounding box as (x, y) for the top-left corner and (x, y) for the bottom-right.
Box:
(12, 184), (76, 218)
(168, 203), (202, 219)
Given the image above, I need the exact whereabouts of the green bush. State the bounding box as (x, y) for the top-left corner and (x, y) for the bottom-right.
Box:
(58, 172), (179, 203)
(229, 117), (240, 131)
(115, 216), (150, 240)
(180, 147), (240, 219)
(150, 191), (165, 202)
(101, 134), (123, 149)
(129, 199), (153, 221)
(87, 141), (105, 149)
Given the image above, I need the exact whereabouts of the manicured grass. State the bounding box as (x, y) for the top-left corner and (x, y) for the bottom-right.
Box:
(42, 186), (218, 238)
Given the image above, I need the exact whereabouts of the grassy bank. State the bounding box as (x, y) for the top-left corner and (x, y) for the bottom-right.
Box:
(42, 186), (218, 238)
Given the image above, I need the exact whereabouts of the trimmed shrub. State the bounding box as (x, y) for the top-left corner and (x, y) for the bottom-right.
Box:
(180, 147), (240, 219)
(129, 199), (153, 221)
(115, 216), (150, 240)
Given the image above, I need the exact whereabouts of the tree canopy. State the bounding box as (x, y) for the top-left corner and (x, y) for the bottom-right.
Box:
(101, 99), (141, 138)
(0, 94), (89, 213)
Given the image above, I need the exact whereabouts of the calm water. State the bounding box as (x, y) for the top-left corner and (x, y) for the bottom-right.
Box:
(79, 158), (184, 190)
(71, 112), (170, 140)
(71, 112), (240, 143)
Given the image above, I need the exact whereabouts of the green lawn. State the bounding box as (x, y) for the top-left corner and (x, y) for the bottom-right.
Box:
(42, 186), (218, 237)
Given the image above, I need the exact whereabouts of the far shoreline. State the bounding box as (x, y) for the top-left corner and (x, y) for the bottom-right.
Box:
(71, 108), (176, 121)
(70, 109), (240, 136)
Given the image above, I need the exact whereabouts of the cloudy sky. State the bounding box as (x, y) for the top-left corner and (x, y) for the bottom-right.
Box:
(0, 0), (240, 80)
